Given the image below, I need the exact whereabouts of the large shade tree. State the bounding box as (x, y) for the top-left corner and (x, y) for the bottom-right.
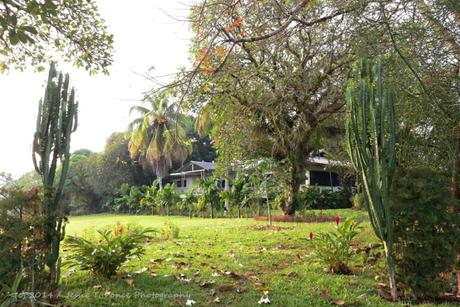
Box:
(127, 92), (192, 188)
(169, 0), (358, 215)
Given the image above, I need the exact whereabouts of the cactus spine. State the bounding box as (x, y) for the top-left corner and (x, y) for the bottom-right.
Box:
(32, 62), (78, 296)
(345, 59), (397, 300)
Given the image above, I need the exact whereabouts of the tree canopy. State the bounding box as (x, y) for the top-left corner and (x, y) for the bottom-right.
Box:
(0, 0), (113, 73)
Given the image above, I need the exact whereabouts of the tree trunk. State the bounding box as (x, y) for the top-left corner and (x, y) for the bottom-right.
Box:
(283, 158), (306, 216)
(267, 199), (272, 227)
(238, 207), (241, 219)
(211, 206), (214, 219)
(159, 177), (163, 190)
(451, 125), (460, 296)
(224, 178), (230, 210)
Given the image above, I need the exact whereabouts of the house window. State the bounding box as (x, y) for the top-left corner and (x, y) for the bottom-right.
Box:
(309, 171), (339, 187)
(183, 179), (187, 187)
(176, 180), (182, 188)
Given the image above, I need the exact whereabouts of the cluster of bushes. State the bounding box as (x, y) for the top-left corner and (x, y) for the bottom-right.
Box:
(0, 175), (48, 304)
(297, 186), (352, 210)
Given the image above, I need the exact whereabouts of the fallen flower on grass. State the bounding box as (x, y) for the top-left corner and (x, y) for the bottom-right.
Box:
(185, 299), (196, 306)
(258, 297), (271, 304)
(258, 291), (271, 304)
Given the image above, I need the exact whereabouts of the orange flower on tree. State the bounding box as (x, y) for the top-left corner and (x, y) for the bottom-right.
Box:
(232, 16), (243, 26)
(214, 46), (227, 58)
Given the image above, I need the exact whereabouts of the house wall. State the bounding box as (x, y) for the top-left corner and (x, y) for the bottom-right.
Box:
(173, 175), (202, 194)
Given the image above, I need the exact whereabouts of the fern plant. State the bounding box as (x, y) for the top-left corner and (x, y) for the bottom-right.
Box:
(64, 224), (155, 278)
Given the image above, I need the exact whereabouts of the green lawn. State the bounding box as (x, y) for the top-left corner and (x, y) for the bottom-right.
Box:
(60, 211), (450, 306)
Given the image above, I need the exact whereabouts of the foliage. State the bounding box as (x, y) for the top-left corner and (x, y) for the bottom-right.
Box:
(391, 168), (460, 299)
(197, 176), (222, 218)
(127, 92), (192, 186)
(297, 187), (351, 210)
(87, 133), (146, 210)
(311, 217), (362, 274)
(155, 183), (179, 216)
(127, 185), (145, 214)
(220, 173), (250, 218)
(0, 183), (46, 296)
(179, 187), (198, 218)
(32, 63), (78, 295)
(0, 0), (113, 73)
(140, 180), (160, 214)
(345, 59), (398, 300)
(64, 224), (154, 278)
(351, 193), (364, 210)
(159, 220), (180, 240)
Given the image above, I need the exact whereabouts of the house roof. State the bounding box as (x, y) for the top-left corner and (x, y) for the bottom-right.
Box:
(169, 160), (215, 177)
(191, 160), (216, 170)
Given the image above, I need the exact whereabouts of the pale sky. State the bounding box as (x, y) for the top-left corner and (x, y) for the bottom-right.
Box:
(0, 0), (192, 178)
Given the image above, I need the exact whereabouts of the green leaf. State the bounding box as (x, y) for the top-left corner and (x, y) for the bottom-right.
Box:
(22, 26), (38, 35)
(8, 30), (19, 45)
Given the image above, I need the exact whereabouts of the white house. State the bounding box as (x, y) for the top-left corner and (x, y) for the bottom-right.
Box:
(168, 160), (217, 194)
(168, 156), (344, 195)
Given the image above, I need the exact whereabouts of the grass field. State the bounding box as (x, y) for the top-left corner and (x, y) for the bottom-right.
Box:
(60, 211), (452, 306)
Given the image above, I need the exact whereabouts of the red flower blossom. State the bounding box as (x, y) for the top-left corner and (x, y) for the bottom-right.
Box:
(335, 215), (340, 226)
(309, 231), (313, 240)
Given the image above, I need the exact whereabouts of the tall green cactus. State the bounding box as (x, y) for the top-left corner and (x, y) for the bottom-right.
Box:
(32, 63), (78, 296)
(345, 59), (397, 300)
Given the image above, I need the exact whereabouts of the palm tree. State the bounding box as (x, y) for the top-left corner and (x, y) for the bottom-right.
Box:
(127, 92), (192, 189)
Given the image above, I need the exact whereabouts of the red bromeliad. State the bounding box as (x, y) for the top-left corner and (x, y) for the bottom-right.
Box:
(335, 215), (340, 226)
(309, 231), (313, 240)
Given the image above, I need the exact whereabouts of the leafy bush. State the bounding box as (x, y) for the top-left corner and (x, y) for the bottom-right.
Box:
(311, 216), (361, 274)
(155, 183), (180, 216)
(391, 168), (459, 299)
(0, 182), (47, 294)
(64, 223), (155, 278)
(179, 188), (198, 218)
(160, 220), (180, 240)
(298, 186), (351, 210)
(351, 193), (364, 210)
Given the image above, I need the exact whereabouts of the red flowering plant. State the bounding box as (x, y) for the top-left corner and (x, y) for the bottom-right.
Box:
(309, 215), (362, 274)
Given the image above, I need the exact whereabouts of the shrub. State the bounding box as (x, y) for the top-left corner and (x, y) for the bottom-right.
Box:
(0, 183), (47, 294)
(160, 220), (180, 240)
(64, 223), (155, 278)
(351, 193), (364, 210)
(311, 216), (361, 274)
(391, 168), (459, 299)
(298, 186), (351, 210)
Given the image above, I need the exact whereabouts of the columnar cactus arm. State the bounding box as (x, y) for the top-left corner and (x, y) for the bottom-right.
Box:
(32, 62), (78, 295)
(345, 58), (398, 300)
